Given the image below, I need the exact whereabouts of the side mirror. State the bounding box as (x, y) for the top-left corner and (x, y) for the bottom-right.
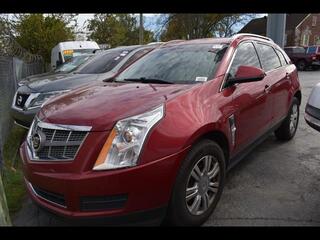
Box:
(227, 65), (266, 86)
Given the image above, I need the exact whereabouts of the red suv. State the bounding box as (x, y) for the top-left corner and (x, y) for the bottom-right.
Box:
(20, 34), (301, 226)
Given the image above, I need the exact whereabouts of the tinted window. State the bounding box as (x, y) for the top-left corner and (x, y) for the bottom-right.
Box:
(229, 42), (261, 78)
(116, 43), (228, 84)
(292, 47), (305, 54)
(118, 48), (154, 72)
(77, 49), (133, 74)
(55, 55), (92, 73)
(275, 49), (287, 66)
(307, 46), (317, 54)
(256, 44), (281, 72)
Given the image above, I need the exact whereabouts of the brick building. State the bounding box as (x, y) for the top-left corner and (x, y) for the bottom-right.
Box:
(239, 14), (320, 47)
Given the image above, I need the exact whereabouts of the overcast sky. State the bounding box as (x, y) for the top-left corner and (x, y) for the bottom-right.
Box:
(76, 14), (267, 33)
(76, 13), (160, 31)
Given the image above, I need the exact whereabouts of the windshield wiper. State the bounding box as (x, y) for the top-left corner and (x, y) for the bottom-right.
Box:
(122, 77), (173, 84)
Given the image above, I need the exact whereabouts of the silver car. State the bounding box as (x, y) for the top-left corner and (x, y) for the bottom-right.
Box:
(305, 82), (320, 132)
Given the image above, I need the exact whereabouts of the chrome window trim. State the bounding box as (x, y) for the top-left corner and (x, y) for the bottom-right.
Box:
(219, 40), (285, 92)
(26, 179), (67, 209)
(219, 40), (256, 92)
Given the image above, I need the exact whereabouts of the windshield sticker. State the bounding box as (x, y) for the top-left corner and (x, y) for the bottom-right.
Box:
(120, 51), (129, 56)
(114, 56), (121, 61)
(211, 44), (224, 49)
(195, 77), (208, 82)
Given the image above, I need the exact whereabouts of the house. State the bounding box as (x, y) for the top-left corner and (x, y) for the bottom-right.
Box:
(239, 14), (320, 47)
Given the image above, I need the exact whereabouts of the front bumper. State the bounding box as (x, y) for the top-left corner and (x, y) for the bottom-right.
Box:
(11, 106), (39, 128)
(20, 141), (189, 223)
(311, 60), (320, 66)
(305, 104), (320, 132)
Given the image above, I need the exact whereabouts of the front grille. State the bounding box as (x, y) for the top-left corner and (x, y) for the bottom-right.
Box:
(32, 184), (66, 207)
(27, 119), (91, 161)
(80, 194), (128, 212)
(15, 92), (30, 108)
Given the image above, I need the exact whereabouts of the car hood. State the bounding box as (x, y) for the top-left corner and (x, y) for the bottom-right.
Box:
(39, 81), (194, 131)
(25, 73), (101, 93)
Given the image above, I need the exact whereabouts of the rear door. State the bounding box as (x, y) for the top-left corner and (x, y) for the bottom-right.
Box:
(255, 43), (292, 125)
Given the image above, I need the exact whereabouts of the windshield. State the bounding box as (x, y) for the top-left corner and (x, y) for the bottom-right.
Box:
(55, 55), (92, 73)
(76, 49), (133, 74)
(115, 43), (229, 84)
(307, 46), (318, 54)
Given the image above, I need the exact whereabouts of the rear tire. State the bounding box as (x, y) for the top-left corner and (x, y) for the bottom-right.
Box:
(297, 60), (306, 71)
(164, 139), (226, 226)
(274, 97), (300, 141)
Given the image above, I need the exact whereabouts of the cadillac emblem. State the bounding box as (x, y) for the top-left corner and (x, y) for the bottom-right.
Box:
(31, 131), (45, 152)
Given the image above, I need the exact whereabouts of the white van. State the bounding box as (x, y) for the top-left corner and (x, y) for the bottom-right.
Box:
(51, 41), (100, 69)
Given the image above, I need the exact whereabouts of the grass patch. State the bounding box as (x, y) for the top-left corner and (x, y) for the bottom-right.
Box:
(2, 124), (28, 216)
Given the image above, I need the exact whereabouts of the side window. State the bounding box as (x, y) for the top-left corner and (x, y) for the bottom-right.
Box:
(275, 49), (287, 66)
(229, 42), (261, 78)
(119, 48), (153, 72)
(256, 44), (281, 72)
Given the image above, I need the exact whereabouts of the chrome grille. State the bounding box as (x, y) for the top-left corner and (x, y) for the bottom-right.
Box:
(27, 118), (91, 161)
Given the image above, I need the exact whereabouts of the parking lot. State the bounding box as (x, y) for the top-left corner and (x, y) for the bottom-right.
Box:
(13, 70), (320, 226)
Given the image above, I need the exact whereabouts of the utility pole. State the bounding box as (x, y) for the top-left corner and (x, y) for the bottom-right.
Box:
(266, 14), (286, 48)
(139, 13), (144, 45)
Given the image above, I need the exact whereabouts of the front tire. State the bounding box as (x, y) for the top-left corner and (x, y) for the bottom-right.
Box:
(274, 97), (300, 141)
(165, 139), (226, 226)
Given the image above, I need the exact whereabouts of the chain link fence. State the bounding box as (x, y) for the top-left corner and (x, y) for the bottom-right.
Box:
(0, 22), (45, 168)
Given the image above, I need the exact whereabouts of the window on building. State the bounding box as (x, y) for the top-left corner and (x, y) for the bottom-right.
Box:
(314, 35), (320, 45)
(301, 34), (310, 46)
(312, 16), (317, 27)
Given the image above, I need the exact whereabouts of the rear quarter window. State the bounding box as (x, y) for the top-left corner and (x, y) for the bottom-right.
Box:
(275, 49), (288, 66)
(256, 43), (281, 72)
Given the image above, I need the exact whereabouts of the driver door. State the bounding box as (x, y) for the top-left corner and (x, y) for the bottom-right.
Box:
(226, 41), (271, 154)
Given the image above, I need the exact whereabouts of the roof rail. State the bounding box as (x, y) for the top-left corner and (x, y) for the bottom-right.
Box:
(162, 39), (186, 46)
(232, 33), (274, 42)
(147, 42), (164, 45)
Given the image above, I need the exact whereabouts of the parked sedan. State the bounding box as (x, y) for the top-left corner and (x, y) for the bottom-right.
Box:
(305, 83), (320, 132)
(11, 44), (161, 128)
(284, 46), (320, 70)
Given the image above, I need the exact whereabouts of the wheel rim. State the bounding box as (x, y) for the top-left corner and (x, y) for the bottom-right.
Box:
(290, 103), (299, 135)
(185, 155), (220, 216)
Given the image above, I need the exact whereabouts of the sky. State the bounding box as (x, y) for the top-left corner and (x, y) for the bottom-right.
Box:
(76, 14), (160, 32)
(76, 13), (267, 36)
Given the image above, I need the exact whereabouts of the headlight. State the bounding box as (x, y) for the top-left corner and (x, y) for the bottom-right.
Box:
(93, 104), (164, 170)
(28, 90), (69, 108)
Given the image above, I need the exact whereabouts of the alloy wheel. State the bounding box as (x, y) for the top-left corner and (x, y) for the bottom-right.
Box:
(290, 103), (299, 135)
(185, 155), (220, 216)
